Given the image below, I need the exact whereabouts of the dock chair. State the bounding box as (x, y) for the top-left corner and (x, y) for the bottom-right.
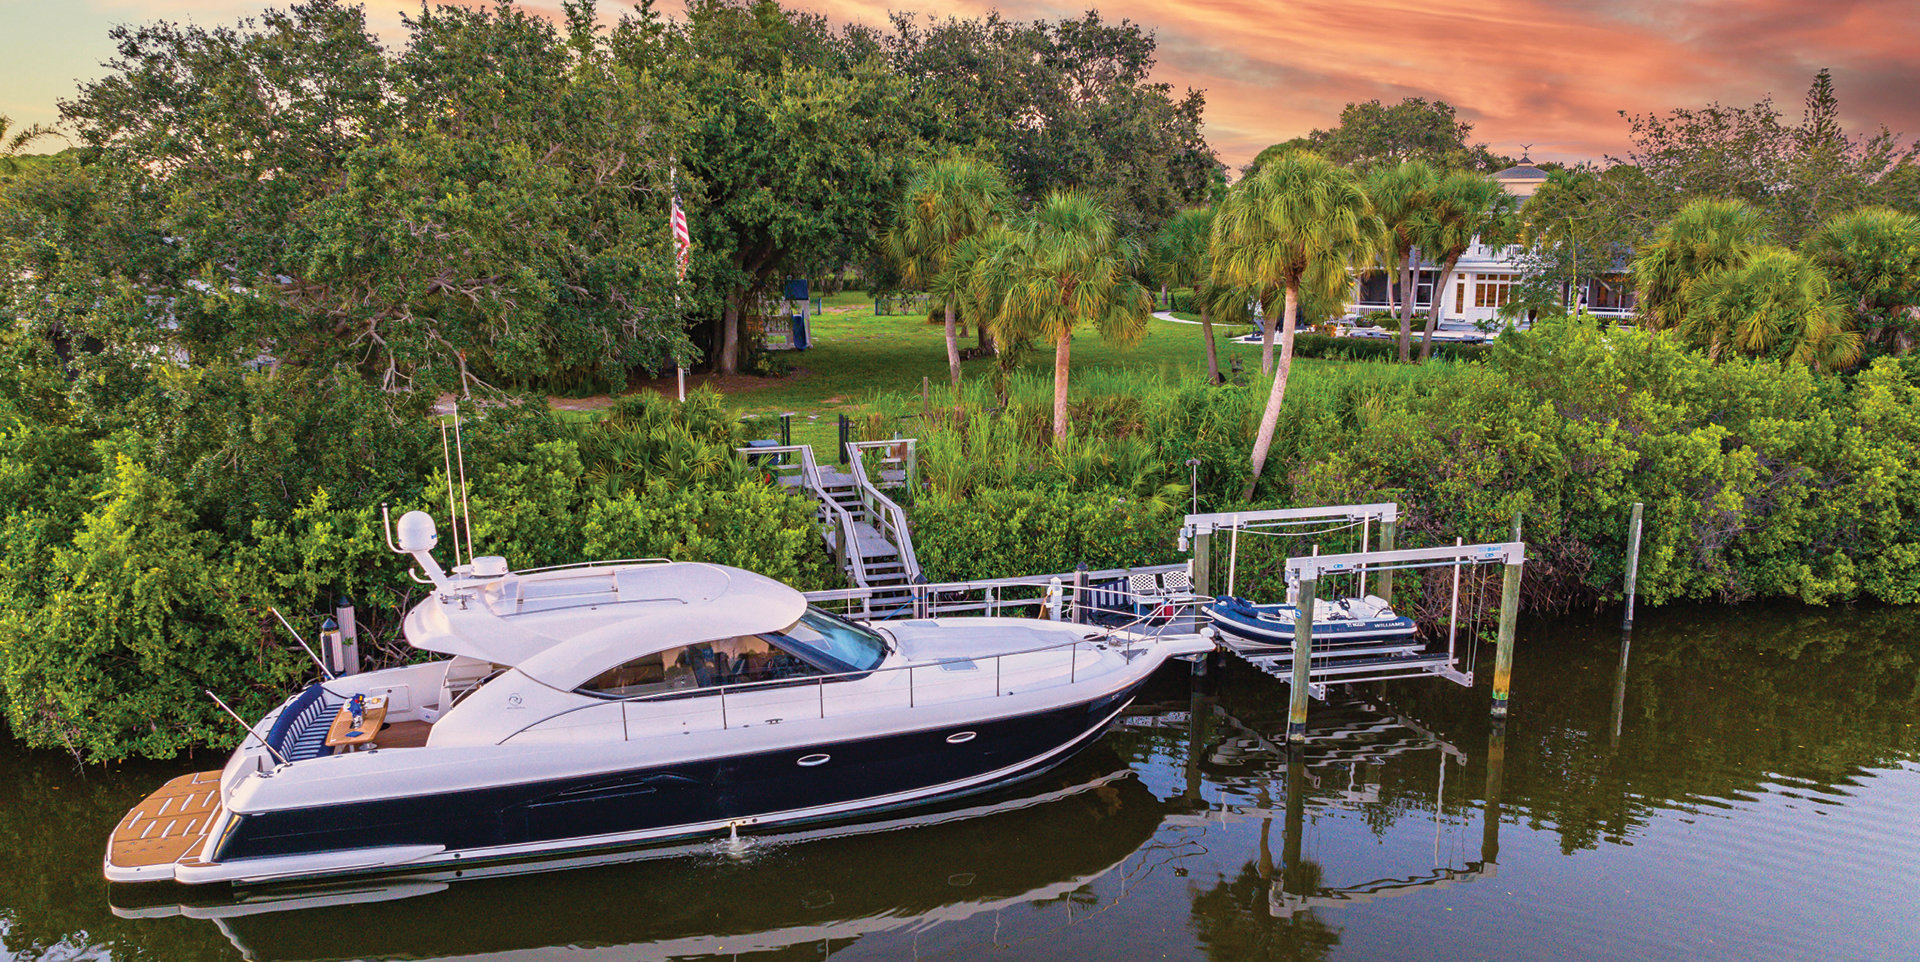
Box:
(1129, 565), (1200, 623)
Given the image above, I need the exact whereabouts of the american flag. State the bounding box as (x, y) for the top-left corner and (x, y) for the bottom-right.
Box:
(670, 187), (691, 282)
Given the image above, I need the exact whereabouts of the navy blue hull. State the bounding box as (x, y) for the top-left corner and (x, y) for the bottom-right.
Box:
(214, 679), (1146, 868)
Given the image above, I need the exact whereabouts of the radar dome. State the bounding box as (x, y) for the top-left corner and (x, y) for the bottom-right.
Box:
(396, 511), (439, 553)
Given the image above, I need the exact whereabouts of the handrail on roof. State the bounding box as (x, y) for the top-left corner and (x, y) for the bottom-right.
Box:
(493, 621), (1189, 746)
(512, 558), (675, 577)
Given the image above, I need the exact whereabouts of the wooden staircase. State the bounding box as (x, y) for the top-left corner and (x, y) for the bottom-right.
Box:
(741, 441), (921, 616)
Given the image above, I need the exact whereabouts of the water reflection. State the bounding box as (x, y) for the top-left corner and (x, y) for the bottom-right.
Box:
(3, 603), (1918, 961)
(110, 755), (1169, 961)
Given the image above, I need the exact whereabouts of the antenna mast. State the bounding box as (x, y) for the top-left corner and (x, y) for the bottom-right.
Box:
(454, 409), (476, 562)
(440, 417), (464, 568)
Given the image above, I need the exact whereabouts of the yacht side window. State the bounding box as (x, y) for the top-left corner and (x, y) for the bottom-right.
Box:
(577, 636), (822, 698)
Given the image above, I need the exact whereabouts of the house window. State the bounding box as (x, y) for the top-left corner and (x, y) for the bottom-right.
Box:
(1455, 280), (1466, 314)
(1474, 273), (1517, 309)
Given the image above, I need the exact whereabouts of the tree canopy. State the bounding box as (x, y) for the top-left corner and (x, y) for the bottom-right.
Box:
(886, 10), (1220, 237)
(1252, 98), (1504, 175)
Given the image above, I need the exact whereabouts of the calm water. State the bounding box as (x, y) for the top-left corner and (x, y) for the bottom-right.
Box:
(4, 604), (1918, 961)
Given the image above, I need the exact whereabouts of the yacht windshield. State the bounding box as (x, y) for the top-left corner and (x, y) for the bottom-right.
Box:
(777, 608), (889, 673)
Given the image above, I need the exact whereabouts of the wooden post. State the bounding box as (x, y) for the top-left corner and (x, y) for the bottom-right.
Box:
(905, 439), (919, 497)
(833, 524), (850, 587)
(1490, 560), (1523, 718)
(1192, 527), (1213, 597)
(1070, 562), (1089, 623)
(1288, 574), (1316, 743)
(912, 575), (929, 619)
(1375, 519), (1397, 601)
(1621, 502), (1644, 631)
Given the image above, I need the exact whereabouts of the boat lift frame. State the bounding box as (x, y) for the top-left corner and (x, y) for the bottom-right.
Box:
(1279, 541), (1526, 741)
(1180, 503), (1401, 600)
(1181, 506), (1525, 739)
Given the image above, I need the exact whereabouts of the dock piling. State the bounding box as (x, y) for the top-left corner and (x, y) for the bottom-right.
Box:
(1288, 576), (1316, 743)
(1621, 502), (1644, 631)
(1490, 560), (1523, 718)
(1192, 527), (1212, 598)
(1375, 519), (1397, 601)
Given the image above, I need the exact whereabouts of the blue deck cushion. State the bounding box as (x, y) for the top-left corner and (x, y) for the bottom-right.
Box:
(262, 683), (340, 762)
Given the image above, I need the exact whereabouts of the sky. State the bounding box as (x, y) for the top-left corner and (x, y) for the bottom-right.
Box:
(4, 0), (1918, 168)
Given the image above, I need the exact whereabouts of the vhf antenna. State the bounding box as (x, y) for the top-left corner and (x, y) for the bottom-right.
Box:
(454, 408), (475, 563)
(440, 415), (465, 568)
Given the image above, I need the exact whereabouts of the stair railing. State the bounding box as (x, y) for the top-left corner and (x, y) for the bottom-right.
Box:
(846, 440), (920, 583)
(737, 443), (872, 601)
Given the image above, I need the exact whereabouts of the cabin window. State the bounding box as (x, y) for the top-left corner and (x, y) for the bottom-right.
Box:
(578, 635), (825, 698)
(775, 607), (889, 673)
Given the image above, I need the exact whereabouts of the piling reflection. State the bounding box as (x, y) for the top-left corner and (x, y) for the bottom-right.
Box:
(1153, 667), (1504, 961)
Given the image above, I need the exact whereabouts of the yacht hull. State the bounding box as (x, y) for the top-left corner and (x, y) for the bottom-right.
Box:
(193, 677), (1148, 885)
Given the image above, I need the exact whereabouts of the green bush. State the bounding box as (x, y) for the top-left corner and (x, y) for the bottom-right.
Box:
(911, 486), (1183, 583)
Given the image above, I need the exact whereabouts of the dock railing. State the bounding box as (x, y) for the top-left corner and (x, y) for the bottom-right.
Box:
(803, 563), (1195, 624)
(844, 440), (920, 582)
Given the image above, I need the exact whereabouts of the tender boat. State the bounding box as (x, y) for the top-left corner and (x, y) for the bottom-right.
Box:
(105, 511), (1211, 886)
(1206, 593), (1416, 649)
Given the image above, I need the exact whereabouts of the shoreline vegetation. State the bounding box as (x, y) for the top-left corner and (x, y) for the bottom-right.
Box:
(1, 0), (1917, 764)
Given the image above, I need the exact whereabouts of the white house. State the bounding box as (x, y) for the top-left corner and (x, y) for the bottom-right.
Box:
(1347, 159), (1635, 329)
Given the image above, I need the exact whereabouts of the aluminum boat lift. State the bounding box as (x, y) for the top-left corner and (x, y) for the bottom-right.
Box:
(1181, 506), (1527, 735)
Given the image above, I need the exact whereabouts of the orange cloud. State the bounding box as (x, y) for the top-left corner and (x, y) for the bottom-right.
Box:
(16, 0), (1919, 169)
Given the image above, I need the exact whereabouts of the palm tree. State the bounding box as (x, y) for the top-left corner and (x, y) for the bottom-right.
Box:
(1211, 151), (1384, 498)
(1153, 207), (1224, 382)
(887, 157), (1012, 390)
(1684, 247), (1860, 369)
(1410, 171), (1517, 360)
(989, 192), (1153, 444)
(0, 115), (58, 175)
(1365, 161), (1437, 362)
(1801, 207), (1920, 352)
(1632, 198), (1768, 333)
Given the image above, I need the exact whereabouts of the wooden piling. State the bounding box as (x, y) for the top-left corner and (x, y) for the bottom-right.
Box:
(1621, 502), (1644, 631)
(1375, 519), (1397, 601)
(1490, 560), (1522, 718)
(1070, 563), (1089, 623)
(1192, 527), (1213, 597)
(1288, 575), (1316, 742)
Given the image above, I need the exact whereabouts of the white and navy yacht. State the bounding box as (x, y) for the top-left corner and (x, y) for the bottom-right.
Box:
(105, 510), (1211, 886)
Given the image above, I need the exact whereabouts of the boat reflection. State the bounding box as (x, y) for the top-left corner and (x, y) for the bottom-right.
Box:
(111, 749), (1168, 962)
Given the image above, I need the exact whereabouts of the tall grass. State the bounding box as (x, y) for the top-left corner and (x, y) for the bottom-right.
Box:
(846, 360), (1467, 511)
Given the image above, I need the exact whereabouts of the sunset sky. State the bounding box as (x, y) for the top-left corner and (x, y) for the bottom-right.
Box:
(5, 0), (1917, 168)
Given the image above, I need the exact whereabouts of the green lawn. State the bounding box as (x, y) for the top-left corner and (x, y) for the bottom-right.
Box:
(727, 305), (1276, 450)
